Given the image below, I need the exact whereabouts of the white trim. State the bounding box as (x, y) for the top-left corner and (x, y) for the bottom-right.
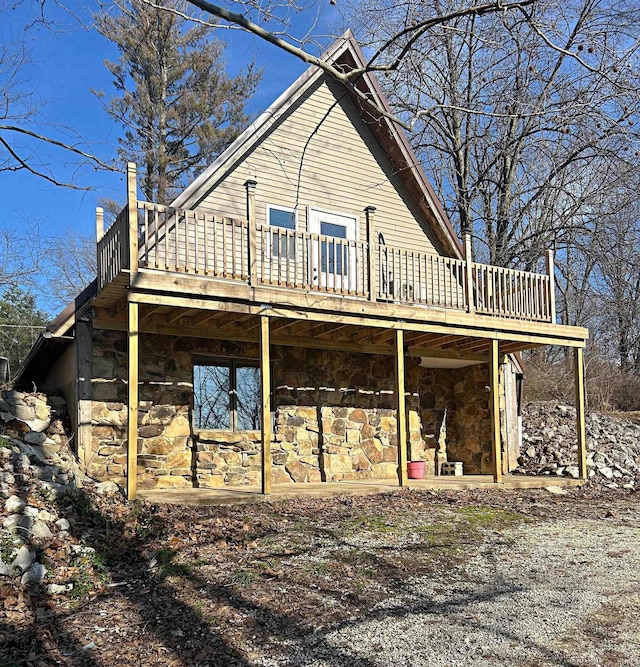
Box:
(308, 208), (359, 291)
(265, 204), (298, 230)
(307, 206), (359, 241)
(265, 204), (298, 261)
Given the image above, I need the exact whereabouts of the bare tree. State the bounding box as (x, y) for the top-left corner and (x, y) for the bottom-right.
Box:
(346, 0), (640, 268)
(0, 220), (49, 292)
(0, 2), (115, 188)
(590, 176), (640, 371)
(46, 233), (96, 307)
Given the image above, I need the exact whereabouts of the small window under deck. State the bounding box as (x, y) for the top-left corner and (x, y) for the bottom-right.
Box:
(193, 358), (261, 431)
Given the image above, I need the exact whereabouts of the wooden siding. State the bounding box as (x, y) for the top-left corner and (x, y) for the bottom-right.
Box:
(196, 76), (445, 256)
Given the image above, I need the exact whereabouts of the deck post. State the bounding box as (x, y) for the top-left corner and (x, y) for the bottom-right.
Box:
(260, 315), (272, 494)
(127, 162), (138, 276)
(489, 339), (503, 483)
(127, 300), (139, 501)
(365, 206), (377, 301)
(546, 249), (556, 323)
(394, 329), (408, 487)
(96, 207), (104, 242)
(245, 180), (258, 286)
(574, 347), (588, 480)
(463, 233), (475, 315)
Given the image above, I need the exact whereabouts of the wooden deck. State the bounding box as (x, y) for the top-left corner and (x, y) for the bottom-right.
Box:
(138, 475), (583, 506)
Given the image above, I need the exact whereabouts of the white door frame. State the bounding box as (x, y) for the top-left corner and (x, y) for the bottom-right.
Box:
(308, 207), (358, 290)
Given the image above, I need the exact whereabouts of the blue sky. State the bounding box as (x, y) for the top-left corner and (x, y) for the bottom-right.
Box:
(1, 0), (341, 310)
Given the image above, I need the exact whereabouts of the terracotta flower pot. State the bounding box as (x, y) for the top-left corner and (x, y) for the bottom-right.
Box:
(407, 460), (426, 479)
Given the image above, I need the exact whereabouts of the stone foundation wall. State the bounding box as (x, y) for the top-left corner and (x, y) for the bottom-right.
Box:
(88, 329), (494, 488)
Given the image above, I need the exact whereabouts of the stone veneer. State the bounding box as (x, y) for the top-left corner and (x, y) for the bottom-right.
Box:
(88, 330), (495, 489)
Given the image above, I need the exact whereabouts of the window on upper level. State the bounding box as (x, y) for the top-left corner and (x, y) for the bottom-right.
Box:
(266, 205), (297, 261)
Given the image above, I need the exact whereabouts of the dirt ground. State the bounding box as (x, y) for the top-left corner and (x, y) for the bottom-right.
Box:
(2, 486), (639, 667)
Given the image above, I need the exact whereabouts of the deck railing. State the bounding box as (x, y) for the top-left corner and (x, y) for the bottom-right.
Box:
(257, 224), (369, 296)
(472, 263), (553, 321)
(378, 246), (467, 310)
(137, 201), (248, 280)
(96, 193), (556, 324)
(97, 207), (129, 290)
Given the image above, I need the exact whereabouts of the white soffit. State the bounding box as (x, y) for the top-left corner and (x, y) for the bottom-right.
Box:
(419, 357), (484, 369)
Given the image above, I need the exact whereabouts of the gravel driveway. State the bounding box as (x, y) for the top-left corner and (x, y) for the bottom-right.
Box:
(275, 509), (640, 667)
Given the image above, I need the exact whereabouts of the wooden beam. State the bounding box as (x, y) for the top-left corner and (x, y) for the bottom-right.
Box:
(405, 332), (442, 347)
(282, 320), (321, 337)
(489, 339), (502, 483)
(350, 327), (379, 342)
(395, 329), (408, 487)
(315, 323), (353, 340)
(192, 310), (228, 327)
(455, 338), (491, 352)
(370, 329), (397, 346)
(165, 308), (197, 326)
(141, 305), (166, 322)
(575, 347), (587, 480)
(126, 269), (589, 344)
(406, 348), (488, 362)
(260, 315), (272, 495)
(270, 318), (295, 335)
(214, 311), (247, 329)
(127, 162), (138, 277)
(108, 295), (128, 320)
(430, 335), (464, 349)
(127, 300), (139, 501)
(125, 285), (589, 349)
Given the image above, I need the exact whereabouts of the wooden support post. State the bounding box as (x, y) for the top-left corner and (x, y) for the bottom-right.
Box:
(245, 179), (258, 286)
(260, 315), (272, 494)
(463, 233), (475, 315)
(127, 300), (139, 501)
(96, 207), (104, 242)
(489, 339), (502, 483)
(76, 318), (93, 472)
(546, 249), (556, 324)
(395, 329), (408, 487)
(127, 162), (138, 277)
(574, 347), (587, 480)
(365, 206), (377, 301)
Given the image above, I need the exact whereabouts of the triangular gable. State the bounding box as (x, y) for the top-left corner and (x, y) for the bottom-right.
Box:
(172, 31), (462, 259)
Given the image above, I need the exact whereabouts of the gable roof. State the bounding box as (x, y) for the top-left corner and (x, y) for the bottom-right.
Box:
(172, 31), (462, 259)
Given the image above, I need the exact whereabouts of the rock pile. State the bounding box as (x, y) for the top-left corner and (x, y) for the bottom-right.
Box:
(0, 390), (119, 588)
(516, 402), (640, 489)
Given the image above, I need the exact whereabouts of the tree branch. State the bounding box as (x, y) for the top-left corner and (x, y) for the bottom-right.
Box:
(0, 125), (117, 172)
